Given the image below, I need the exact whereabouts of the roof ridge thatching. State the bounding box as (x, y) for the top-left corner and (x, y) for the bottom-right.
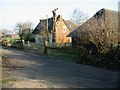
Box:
(68, 8), (119, 43)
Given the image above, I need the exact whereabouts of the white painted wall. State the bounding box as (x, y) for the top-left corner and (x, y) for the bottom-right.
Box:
(49, 34), (52, 46)
(35, 34), (40, 45)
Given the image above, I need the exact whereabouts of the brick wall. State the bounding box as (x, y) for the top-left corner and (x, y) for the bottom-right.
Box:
(56, 19), (71, 44)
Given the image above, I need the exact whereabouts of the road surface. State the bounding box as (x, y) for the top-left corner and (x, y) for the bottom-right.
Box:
(2, 47), (119, 88)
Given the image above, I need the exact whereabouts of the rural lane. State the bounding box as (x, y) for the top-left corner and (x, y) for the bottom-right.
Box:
(2, 47), (119, 88)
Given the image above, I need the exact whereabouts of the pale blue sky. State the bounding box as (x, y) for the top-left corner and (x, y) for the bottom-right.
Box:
(0, 0), (119, 31)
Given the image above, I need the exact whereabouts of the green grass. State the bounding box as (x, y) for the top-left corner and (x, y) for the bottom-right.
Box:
(47, 48), (79, 61)
(2, 37), (14, 41)
(2, 37), (20, 40)
(24, 42), (44, 53)
(1, 77), (17, 84)
(2, 37), (19, 43)
(2, 37), (21, 47)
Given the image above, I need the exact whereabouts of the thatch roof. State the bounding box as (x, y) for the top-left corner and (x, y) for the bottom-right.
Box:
(68, 8), (119, 43)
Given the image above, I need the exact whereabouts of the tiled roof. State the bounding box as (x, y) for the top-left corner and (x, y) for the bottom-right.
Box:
(32, 17), (53, 34)
(32, 15), (77, 34)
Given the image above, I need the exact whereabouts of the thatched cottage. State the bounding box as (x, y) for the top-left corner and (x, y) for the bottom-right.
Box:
(68, 8), (119, 50)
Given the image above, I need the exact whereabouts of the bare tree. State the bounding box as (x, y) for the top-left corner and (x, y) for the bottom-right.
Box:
(0, 29), (11, 38)
(70, 8), (89, 26)
(15, 21), (33, 42)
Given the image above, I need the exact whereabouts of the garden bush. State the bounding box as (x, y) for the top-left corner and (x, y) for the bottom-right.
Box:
(11, 41), (24, 50)
(75, 45), (120, 71)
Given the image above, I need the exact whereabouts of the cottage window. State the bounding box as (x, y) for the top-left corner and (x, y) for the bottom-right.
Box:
(63, 26), (67, 32)
(69, 37), (72, 42)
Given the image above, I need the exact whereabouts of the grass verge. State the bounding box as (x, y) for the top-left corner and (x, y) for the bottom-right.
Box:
(1, 77), (17, 84)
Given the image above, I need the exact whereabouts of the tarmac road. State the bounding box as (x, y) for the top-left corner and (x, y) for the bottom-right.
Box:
(2, 47), (119, 88)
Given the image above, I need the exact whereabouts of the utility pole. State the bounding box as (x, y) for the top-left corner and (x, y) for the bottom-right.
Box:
(44, 15), (49, 54)
(52, 8), (58, 43)
(46, 15), (49, 43)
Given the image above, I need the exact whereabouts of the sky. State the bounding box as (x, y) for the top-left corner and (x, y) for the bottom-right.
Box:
(0, 0), (119, 31)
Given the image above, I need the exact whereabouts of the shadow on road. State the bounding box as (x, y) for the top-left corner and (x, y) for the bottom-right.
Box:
(2, 47), (119, 88)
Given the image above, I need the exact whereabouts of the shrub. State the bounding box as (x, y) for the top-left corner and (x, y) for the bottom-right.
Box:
(75, 45), (120, 71)
(23, 33), (35, 42)
(11, 41), (24, 50)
